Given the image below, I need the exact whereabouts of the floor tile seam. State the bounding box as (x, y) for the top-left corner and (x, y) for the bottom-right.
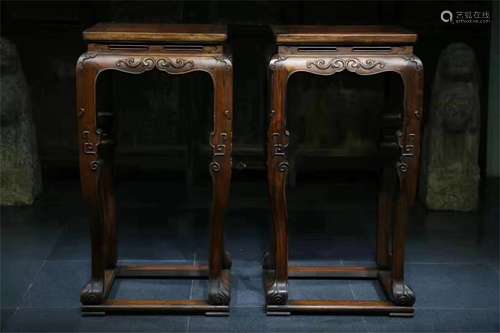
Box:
(341, 261), (492, 266)
(343, 258), (370, 333)
(15, 259), (48, 311)
(185, 253), (197, 333)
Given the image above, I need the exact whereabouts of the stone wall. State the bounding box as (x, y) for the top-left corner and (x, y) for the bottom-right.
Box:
(0, 38), (42, 205)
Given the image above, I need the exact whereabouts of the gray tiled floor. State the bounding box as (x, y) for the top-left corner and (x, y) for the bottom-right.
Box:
(1, 179), (499, 332)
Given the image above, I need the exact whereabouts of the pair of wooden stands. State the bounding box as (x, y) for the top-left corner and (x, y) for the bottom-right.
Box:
(77, 24), (423, 316)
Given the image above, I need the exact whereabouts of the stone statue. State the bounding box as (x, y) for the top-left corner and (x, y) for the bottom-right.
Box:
(422, 43), (480, 211)
(0, 37), (42, 205)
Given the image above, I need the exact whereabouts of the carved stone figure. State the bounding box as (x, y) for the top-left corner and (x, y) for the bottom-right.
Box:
(0, 38), (42, 205)
(422, 43), (480, 211)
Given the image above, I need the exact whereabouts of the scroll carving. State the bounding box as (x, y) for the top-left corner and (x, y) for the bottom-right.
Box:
(306, 58), (385, 74)
(90, 160), (102, 171)
(116, 57), (155, 71)
(156, 58), (194, 71)
(278, 161), (289, 172)
(404, 56), (423, 71)
(210, 132), (228, 156)
(209, 132), (229, 174)
(269, 55), (288, 71)
(396, 130), (416, 176)
(213, 56), (232, 71)
(114, 57), (195, 74)
(270, 130), (290, 157)
(78, 52), (97, 69)
(209, 161), (221, 173)
(82, 128), (103, 172)
(270, 130), (290, 173)
(266, 280), (288, 305)
(392, 281), (416, 306)
(208, 277), (230, 305)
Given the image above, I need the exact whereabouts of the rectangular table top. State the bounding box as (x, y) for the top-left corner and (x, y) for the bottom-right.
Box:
(272, 25), (417, 45)
(83, 23), (227, 44)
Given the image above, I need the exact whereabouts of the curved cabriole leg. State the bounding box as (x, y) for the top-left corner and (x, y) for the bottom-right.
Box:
(77, 54), (118, 305)
(77, 54), (106, 305)
(207, 56), (233, 306)
(384, 56), (423, 307)
(266, 59), (289, 306)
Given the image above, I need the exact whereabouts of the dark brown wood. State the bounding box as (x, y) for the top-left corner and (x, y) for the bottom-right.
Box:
(116, 264), (209, 278)
(288, 266), (379, 279)
(265, 25), (423, 316)
(272, 25), (417, 45)
(82, 300), (229, 316)
(267, 300), (414, 316)
(77, 23), (232, 315)
(84, 23), (227, 43)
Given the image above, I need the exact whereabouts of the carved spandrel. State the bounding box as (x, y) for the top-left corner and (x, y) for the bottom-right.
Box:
(156, 58), (194, 71)
(116, 57), (155, 71)
(306, 58), (386, 74)
(114, 56), (197, 74)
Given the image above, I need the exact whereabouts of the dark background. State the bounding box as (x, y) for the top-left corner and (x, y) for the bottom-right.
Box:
(0, 0), (493, 187)
(1, 3), (498, 332)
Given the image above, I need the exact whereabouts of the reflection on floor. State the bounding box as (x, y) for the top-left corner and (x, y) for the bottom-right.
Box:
(1, 177), (498, 332)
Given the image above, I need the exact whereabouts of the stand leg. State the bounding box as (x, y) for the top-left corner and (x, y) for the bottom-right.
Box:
(207, 57), (233, 305)
(266, 60), (290, 305)
(77, 54), (107, 305)
(381, 57), (423, 305)
(386, 161), (415, 306)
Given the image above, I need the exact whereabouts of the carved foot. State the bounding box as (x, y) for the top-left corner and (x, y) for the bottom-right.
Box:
(208, 271), (231, 305)
(262, 251), (275, 270)
(223, 251), (232, 270)
(391, 281), (415, 306)
(266, 279), (288, 305)
(80, 279), (104, 305)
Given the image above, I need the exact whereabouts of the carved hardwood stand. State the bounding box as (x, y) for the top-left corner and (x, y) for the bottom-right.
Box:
(77, 24), (233, 315)
(265, 26), (423, 316)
